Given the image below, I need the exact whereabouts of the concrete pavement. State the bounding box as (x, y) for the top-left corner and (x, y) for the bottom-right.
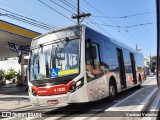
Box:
(91, 76), (159, 120)
(106, 76), (158, 112)
(0, 84), (31, 111)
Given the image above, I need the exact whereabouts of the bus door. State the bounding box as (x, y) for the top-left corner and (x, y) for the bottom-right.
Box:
(116, 48), (127, 89)
(130, 53), (137, 84)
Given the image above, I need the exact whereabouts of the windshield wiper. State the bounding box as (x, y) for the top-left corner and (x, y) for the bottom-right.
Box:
(50, 37), (70, 69)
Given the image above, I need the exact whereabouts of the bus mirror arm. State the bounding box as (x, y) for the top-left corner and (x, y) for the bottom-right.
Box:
(17, 51), (22, 64)
(38, 60), (40, 73)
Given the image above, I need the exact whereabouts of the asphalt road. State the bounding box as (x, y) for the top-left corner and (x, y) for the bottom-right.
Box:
(1, 76), (156, 120)
(7, 88), (140, 120)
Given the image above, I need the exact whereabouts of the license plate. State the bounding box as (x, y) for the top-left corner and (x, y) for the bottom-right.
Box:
(47, 100), (58, 104)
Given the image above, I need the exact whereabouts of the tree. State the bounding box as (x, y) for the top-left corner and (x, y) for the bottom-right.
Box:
(151, 56), (157, 62)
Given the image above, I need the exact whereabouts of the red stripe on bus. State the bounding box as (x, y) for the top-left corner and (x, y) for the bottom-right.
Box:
(32, 81), (75, 96)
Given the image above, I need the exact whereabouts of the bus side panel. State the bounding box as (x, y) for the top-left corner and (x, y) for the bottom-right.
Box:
(112, 43), (123, 93)
(114, 44), (145, 87)
(69, 84), (89, 103)
(85, 27), (121, 100)
(113, 43), (131, 90)
(122, 49), (135, 88)
(135, 53), (146, 83)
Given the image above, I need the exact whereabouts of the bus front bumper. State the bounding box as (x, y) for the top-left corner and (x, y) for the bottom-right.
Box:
(29, 92), (71, 105)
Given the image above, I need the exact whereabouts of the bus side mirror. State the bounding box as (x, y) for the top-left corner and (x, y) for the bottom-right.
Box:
(91, 46), (97, 59)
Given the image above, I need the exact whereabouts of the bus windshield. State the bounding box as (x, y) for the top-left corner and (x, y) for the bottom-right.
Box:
(30, 39), (80, 81)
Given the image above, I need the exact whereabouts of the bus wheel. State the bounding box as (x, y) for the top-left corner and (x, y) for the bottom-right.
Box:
(109, 81), (116, 101)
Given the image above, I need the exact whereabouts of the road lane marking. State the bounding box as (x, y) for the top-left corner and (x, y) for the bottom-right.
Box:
(105, 88), (144, 111)
(70, 109), (102, 120)
(43, 116), (63, 120)
(43, 77), (156, 120)
(106, 77), (156, 110)
(143, 78), (154, 86)
(141, 91), (160, 120)
(1, 117), (16, 120)
(87, 78), (156, 120)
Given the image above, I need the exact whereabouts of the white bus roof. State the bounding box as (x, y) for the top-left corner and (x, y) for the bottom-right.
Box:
(32, 24), (142, 55)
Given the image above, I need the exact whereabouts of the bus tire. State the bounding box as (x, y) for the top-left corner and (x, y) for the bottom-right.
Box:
(109, 80), (116, 101)
(137, 74), (142, 89)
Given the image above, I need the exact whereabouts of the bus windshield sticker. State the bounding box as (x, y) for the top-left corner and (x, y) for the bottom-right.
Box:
(58, 69), (78, 76)
(50, 68), (59, 78)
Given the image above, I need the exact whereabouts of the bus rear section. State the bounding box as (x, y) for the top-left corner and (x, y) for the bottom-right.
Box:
(84, 26), (146, 101)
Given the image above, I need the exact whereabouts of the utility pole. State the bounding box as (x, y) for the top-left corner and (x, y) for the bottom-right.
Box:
(136, 44), (142, 51)
(150, 53), (152, 69)
(136, 44), (138, 51)
(77, 0), (80, 24)
(72, 0), (91, 25)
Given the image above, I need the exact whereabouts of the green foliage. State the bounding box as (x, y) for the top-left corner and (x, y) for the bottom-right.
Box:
(151, 56), (157, 62)
(3, 68), (19, 80)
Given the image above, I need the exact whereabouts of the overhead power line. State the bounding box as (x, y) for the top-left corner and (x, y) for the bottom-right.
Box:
(63, 1), (106, 33)
(70, 0), (91, 25)
(83, 0), (144, 45)
(50, 0), (75, 14)
(87, 18), (115, 38)
(0, 8), (54, 28)
(66, 0), (115, 37)
(0, 8), (56, 30)
(0, 1), (64, 28)
(92, 11), (155, 19)
(69, 0), (88, 12)
(37, 0), (76, 24)
(126, 22), (156, 28)
(83, 0), (118, 26)
(6, 14), (52, 30)
(88, 22), (156, 28)
(69, 1), (121, 32)
(67, 0), (128, 41)
(59, 0), (116, 39)
(59, 0), (77, 11)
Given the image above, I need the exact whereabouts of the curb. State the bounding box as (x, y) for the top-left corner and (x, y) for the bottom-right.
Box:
(141, 87), (159, 111)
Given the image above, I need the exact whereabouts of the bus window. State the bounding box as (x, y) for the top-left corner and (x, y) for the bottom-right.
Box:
(92, 44), (101, 75)
(85, 42), (106, 82)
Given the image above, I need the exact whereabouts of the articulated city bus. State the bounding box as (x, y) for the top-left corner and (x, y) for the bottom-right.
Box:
(28, 25), (146, 105)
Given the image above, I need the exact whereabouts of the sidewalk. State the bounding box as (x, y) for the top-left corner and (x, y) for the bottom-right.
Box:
(0, 97), (31, 111)
(104, 76), (159, 119)
(107, 77), (157, 111)
(0, 84), (31, 111)
(0, 84), (27, 95)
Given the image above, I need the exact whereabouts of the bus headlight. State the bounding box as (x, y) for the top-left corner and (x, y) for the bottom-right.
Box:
(32, 89), (37, 96)
(69, 77), (84, 92)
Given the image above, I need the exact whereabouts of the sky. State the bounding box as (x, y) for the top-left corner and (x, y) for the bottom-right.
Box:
(0, 0), (157, 57)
